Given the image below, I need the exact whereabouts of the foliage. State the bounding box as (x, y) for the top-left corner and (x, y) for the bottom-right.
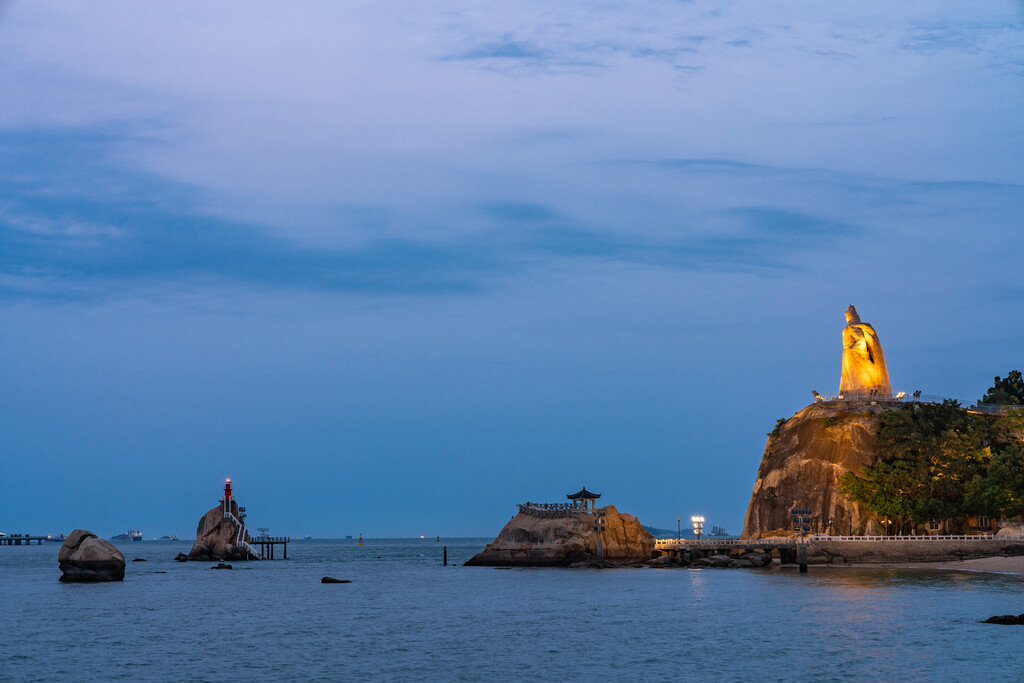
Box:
(821, 417), (840, 429)
(840, 400), (1024, 528)
(768, 417), (787, 438)
(981, 370), (1024, 405)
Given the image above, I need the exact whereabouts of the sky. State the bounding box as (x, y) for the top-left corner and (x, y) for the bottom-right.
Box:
(1, 1), (1023, 539)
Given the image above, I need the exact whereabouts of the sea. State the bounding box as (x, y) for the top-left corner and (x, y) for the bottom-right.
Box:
(3, 537), (1024, 682)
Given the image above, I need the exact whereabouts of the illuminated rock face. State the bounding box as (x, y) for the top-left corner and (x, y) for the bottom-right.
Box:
(741, 401), (889, 539)
(839, 305), (891, 399)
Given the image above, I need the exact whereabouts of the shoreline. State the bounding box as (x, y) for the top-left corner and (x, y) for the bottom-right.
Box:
(843, 556), (1024, 575)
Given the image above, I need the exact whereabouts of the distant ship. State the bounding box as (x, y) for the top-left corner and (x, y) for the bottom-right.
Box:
(110, 530), (144, 542)
(709, 525), (730, 537)
(304, 535), (312, 540)
(157, 535), (178, 541)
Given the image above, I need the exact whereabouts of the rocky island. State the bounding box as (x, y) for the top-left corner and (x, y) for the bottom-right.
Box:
(187, 479), (259, 561)
(466, 489), (655, 567)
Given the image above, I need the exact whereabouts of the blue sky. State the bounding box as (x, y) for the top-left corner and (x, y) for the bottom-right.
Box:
(1, 1), (1023, 538)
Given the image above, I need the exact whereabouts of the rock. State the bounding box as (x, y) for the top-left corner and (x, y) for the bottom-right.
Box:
(321, 577), (352, 583)
(728, 558), (755, 568)
(996, 523), (1024, 539)
(58, 530), (125, 583)
(982, 614), (1024, 625)
(742, 400), (893, 539)
(647, 555), (676, 567)
(174, 553), (189, 562)
(705, 555), (732, 567)
(187, 500), (256, 561)
(132, 558), (147, 562)
(465, 505), (655, 567)
(740, 552), (773, 567)
(691, 558), (713, 568)
(211, 563), (232, 570)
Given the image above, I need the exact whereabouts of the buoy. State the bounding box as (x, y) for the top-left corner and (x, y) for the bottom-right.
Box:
(358, 534), (363, 546)
(436, 536), (440, 542)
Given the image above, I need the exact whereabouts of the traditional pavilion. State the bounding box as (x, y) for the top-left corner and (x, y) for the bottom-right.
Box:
(567, 487), (601, 510)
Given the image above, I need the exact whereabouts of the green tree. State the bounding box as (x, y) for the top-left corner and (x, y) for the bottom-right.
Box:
(841, 401), (993, 528)
(964, 445), (1024, 518)
(981, 370), (1024, 405)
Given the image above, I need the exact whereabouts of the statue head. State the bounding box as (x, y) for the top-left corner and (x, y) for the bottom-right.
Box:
(845, 305), (861, 324)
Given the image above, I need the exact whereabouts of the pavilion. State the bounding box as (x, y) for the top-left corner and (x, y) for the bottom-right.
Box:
(567, 487), (601, 510)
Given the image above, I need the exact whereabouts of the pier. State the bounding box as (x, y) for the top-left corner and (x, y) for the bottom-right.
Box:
(252, 536), (290, 559)
(0, 534), (52, 546)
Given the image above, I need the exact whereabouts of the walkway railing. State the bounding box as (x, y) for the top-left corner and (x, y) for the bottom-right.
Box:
(224, 509), (260, 559)
(519, 503), (592, 519)
(813, 393), (1020, 415)
(655, 533), (1024, 549)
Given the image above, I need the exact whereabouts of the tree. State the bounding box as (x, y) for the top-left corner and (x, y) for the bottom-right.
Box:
(981, 370), (1024, 405)
(841, 401), (993, 528)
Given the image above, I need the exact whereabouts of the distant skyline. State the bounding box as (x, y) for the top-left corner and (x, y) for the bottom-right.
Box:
(1, 2), (1023, 538)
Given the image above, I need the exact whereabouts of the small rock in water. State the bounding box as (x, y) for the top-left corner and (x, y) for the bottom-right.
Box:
(174, 553), (188, 562)
(321, 577), (351, 583)
(132, 558), (147, 562)
(211, 563), (232, 570)
(982, 614), (1024, 625)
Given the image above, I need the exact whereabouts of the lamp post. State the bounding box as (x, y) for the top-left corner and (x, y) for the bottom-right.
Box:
(677, 516), (680, 541)
(691, 516), (705, 540)
(791, 508), (812, 573)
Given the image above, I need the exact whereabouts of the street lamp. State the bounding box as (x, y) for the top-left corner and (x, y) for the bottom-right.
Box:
(791, 508), (812, 573)
(677, 516), (681, 540)
(594, 511), (607, 563)
(691, 516), (705, 540)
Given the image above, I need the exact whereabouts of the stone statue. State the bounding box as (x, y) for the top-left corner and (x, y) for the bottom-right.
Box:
(839, 305), (891, 399)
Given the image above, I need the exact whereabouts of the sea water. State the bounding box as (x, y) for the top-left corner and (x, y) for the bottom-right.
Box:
(3, 538), (1023, 681)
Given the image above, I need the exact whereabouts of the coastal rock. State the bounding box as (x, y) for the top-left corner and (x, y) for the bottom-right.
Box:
(982, 614), (1024, 625)
(58, 530), (125, 582)
(465, 505), (655, 567)
(742, 401), (892, 539)
(648, 555), (676, 567)
(740, 552), (773, 567)
(187, 500), (255, 561)
(728, 558), (755, 568)
(996, 522), (1024, 539)
(321, 577), (352, 583)
(174, 553), (189, 562)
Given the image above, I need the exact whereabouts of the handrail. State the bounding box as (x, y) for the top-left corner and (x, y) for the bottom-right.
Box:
(655, 533), (1024, 548)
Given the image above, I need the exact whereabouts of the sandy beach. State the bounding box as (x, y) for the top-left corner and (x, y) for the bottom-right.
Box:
(851, 556), (1024, 575)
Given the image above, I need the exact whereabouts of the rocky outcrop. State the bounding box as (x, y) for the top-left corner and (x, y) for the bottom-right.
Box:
(742, 400), (894, 539)
(187, 501), (255, 561)
(58, 530), (125, 582)
(465, 505), (655, 567)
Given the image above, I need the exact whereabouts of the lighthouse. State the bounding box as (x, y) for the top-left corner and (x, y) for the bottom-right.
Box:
(222, 478), (233, 518)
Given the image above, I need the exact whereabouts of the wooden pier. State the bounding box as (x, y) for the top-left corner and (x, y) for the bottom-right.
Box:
(253, 536), (290, 559)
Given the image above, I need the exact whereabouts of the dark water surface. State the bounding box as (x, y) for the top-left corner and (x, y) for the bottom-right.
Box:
(3, 538), (1023, 681)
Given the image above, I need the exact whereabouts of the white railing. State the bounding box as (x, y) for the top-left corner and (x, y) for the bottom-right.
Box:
(655, 534), (1023, 549)
(224, 509), (261, 559)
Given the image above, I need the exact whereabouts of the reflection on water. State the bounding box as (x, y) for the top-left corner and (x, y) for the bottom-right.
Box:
(3, 539), (1023, 681)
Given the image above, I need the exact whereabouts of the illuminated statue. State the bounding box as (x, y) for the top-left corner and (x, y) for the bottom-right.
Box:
(839, 305), (891, 399)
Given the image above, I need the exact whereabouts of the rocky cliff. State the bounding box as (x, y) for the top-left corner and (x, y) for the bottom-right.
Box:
(466, 504), (656, 566)
(187, 500), (255, 561)
(741, 400), (892, 539)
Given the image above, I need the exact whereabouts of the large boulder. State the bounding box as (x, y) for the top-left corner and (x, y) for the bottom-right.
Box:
(58, 530), (125, 582)
(466, 505), (655, 567)
(742, 400), (893, 539)
(187, 501), (255, 561)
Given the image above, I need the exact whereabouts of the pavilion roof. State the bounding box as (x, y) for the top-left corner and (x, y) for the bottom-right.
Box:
(566, 487), (601, 500)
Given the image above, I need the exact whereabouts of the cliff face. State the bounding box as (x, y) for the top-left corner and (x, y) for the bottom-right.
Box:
(466, 504), (655, 566)
(741, 401), (892, 539)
